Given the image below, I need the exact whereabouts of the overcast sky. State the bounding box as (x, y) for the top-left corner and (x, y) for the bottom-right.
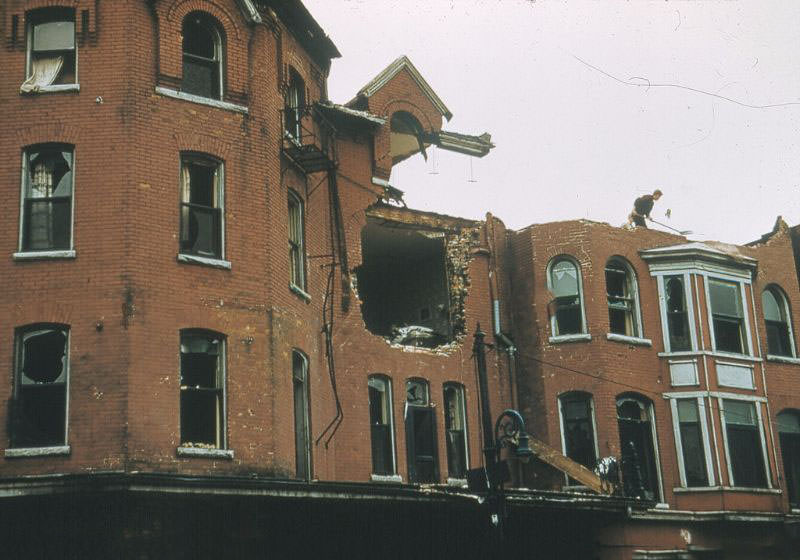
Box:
(303, 0), (800, 245)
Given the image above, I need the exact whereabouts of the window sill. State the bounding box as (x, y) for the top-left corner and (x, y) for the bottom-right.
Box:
(177, 253), (231, 270)
(370, 474), (403, 483)
(20, 83), (80, 95)
(606, 333), (652, 346)
(673, 486), (780, 494)
(549, 333), (591, 344)
(177, 446), (233, 459)
(766, 354), (800, 365)
(446, 477), (468, 488)
(657, 350), (762, 363)
(155, 87), (248, 114)
(13, 250), (76, 261)
(289, 284), (311, 302)
(5, 445), (71, 458)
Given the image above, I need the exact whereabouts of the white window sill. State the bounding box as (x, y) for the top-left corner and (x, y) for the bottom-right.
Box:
(5, 445), (71, 458)
(710, 351), (761, 362)
(20, 83), (80, 94)
(155, 87), (248, 114)
(549, 333), (591, 344)
(289, 284), (311, 302)
(766, 354), (800, 365)
(13, 250), (76, 261)
(673, 486), (780, 494)
(177, 446), (233, 459)
(370, 474), (403, 483)
(653, 502), (670, 509)
(177, 253), (231, 270)
(606, 333), (652, 346)
(446, 477), (468, 488)
(657, 350), (761, 363)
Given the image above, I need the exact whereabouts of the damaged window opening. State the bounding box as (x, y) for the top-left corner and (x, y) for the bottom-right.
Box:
(617, 396), (659, 501)
(405, 378), (439, 483)
(390, 111), (427, 165)
(548, 257), (585, 336)
(368, 375), (396, 476)
(723, 400), (767, 488)
(560, 392), (597, 484)
(284, 69), (305, 140)
(182, 12), (223, 100)
(22, 8), (76, 92)
(443, 383), (468, 479)
(12, 326), (69, 448)
(293, 350), (312, 479)
(665, 276), (691, 351)
(606, 259), (640, 337)
(180, 331), (225, 449)
(180, 155), (223, 259)
(21, 145), (73, 252)
(356, 220), (454, 348)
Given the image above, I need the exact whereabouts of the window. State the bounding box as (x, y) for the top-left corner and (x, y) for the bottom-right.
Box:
(180, 155), (223, 259)
(777, 411), (800, 507)
(11, 326), (69, 448)
(368, 376), (396, 476)
(293, 351), (311, 479)
(708, 279), (748, 354)
(617, 396), (660, 500)
(22, 8), (76, 92)
(606, 258), (640, 337)
(559, 392), (597, 479)
(443, 383), (468, 479)
(722, 400), (767, 488)
(664, 275), (691, 351)
(288, 190), (306, 291)
(284, 69), (305, 140)
(674, 399), (710, 487)
(180, 331), (225, 448)
(20, 145), (74, 252)
(182, 12), (223, 99)
(762, 287), (795, 357)
(548, 258), (585, 336)
(405, 379), (439, 483)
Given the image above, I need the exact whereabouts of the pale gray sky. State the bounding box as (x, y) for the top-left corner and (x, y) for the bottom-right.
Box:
(304, 0), (800, 244)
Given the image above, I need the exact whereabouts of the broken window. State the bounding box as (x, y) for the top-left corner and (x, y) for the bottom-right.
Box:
(22, 8), (76, 92)
(284, 69), (305, 140)
(443, 383), (468, 479)
(11, 326), (69, 448)
(390, 111), (427, 165)
(182, 12), (223, 99)
(405, 378), (439, 483)
(288, 190), (306, 291)
(293, 350), (311, 479)
(778, 411), (800, 507)
(675, 399), (710, 487)
(180, 331), (225, 448)
(368, 375), (396, 476)
(560, 392), (597, 483)
(356, 220), (453, 347)
(20, 145), (73, 252)
(762, 287), (794, 357)
(548, 257), (585, 336)
(606, 258), (640, 337)
(617, 396), (659, 500)
(664, 275), (691, 351)
(709, 279), (747, 354)
(180, 154), (223, 259)
(722, 400), (767, 488)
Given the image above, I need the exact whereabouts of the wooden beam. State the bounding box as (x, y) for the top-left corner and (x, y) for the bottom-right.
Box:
(528, 437), (614, 495)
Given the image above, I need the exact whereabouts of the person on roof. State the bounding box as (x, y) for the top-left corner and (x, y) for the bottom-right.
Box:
(628, 189), (662, 228)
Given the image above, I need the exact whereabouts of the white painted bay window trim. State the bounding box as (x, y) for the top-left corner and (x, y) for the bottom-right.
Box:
(668, 396), (715, 487)
(703, 273), (754, 357)
(718, 398), (771, 489)
(655, 272), (698, 354)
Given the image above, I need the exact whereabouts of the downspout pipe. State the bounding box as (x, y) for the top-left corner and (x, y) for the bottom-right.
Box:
(493, 300), (517, 410)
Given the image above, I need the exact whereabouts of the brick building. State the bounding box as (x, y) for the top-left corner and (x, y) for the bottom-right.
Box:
(1, 0), (799, 558)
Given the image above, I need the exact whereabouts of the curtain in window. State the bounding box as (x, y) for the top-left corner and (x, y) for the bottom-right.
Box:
(20, 56), (63, 93)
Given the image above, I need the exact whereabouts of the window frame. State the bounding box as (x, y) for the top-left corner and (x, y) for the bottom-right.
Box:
(17, 144), (76, 256)
(178, 153), (227, 266)
(181, 11), (224, 101)
(178, 329), (227, 451)
(368, 374), (397, 477)
(616, 395), (663, 501)
(546, 256), (589, 341)
(405, 378), (439, 483)
(288, 189), (307, 293)
(719, 398), (770, 489)
(284, 68), (306, 141)
(605, 257), (644, 340)
(777, 410), (800, 508)
(9, 324), (71, 451)
(557, 391), (599, 485)
(669, 396), (715, 487)
(705, 276), (753, 356)
(292, 350), (312, 480)
(443, 382), (469, 480)
(24, 7), (78, 93)
(656, 272), (698, 354)
(762, 286), (796, 359)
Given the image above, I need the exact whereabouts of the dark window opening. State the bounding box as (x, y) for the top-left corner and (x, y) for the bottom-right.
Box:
(22, 146), (73, 251)
(356, 220), (453, 348)
(293, 351), (311, 479)
(23, 8), (76, 91)
(709, 279), (746, 354)
(665, 276), (691, 351)
(550, 259), (584, 336)
(763, 288), (794, 357)
(606, 260), (638, 336)
(180, 332), (224, 448)
(284, 69), (305, 140)
(724, 400), (766, 488)
(561, 393), (596, 483)
(12, 327), (68, 448)
(676, 399), (709, 487)
(368, 376), (395, 476)
(182, 12), (222, 99)
(778, 412), (800, 507)
(180, 156), (222, 258)
(617, 397), (659, 500)
(390, 111), (428, 166)
(444, 384), (468, 479)
(406, 379), (438, 483)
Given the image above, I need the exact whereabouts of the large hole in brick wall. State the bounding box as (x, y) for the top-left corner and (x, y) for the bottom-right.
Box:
(356, 220), (453, 348)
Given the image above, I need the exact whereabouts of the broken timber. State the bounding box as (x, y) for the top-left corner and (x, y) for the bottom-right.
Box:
(528, 437), (614, 495)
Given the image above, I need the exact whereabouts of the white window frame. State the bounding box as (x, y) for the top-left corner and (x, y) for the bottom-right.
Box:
(718, 397), (771, 489)
(288, 189), (307, 293)
(443, 382), (470, 479)
(605, 257), (644, 338)
(368, 375), (398, 477)
(616, 396), (665, 502)
(704, 273), (754, 357)
(547, 256), (590, 342)
(181, 12), (224, 101)
(558, 392), (599, 486)
(24, 7), (79, 93)
(762, 285), (798, 360)
(668, 396), (715, 487)
(655, 272), (698, 354)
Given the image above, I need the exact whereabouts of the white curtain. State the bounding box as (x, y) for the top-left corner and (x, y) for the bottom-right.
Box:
(20, 56), (64, 93)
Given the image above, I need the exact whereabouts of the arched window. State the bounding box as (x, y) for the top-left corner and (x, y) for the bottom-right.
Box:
(292, 350), (311, 479)
(559, 392), (597, 481)
(284, 68), (305, 139)
(548, 257), (586, 337)
(182, 12), (223, 99)
(616, 395), (661, 501)
(606, 258), (641, 338)
(762, 287), (795, 358)
(778, 410), (800, 507)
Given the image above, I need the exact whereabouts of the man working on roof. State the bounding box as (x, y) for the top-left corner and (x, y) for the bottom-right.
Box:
(628, 189), (662, 228)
